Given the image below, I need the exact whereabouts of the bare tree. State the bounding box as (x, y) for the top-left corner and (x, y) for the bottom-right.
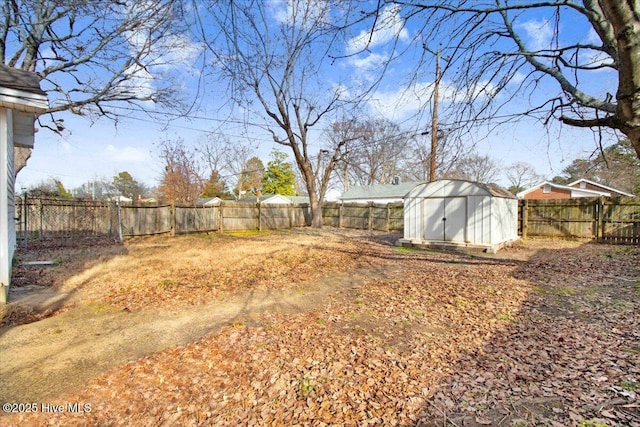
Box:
(201, 0), (361, 227)
(327, 117), (412, 188)
(505, 161), (545, 194)
(404, 129), (467, 182)
(237, 157), (264, 197)
(1, 0), (197, 127)
(156, 138), (203, 204)
(359, 1), (640, 159)
(445, 152), (501, 184)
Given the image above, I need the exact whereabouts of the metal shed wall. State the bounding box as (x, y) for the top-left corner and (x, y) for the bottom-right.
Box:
(402, 180), (518, 249)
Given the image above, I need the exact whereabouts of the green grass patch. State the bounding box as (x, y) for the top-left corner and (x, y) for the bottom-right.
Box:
(158, 279), (178, 288)
(393, 245), (429, 254)
(224, 230), (274, 237)
(298, 376), (316, 398)
(577, 420), (609, 427)
(496, 313), (514, 322)
(620, 380), (640, 391)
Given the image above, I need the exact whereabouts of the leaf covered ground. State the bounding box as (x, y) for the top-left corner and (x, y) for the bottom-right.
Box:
(2, 230), (639, 426)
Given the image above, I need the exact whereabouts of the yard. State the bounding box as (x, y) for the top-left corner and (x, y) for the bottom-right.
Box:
(0, 229), (638, 426)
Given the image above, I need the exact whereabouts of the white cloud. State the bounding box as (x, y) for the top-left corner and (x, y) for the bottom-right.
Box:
(518, 19), (554, 52)
(348, 52), (390, 84)
(580, 28), (614, 70)
(368, 79), (497, 120)
(270, 0), (331, 29)
(114, 64), (155, 100)
(103, 144), (149, 163)
(368, 82), (434, 120)
(346, 5), (409, 54)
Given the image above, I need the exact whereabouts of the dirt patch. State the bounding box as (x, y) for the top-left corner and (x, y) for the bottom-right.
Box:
(0, 265), (379, 405)
(1, 231), (638, 426)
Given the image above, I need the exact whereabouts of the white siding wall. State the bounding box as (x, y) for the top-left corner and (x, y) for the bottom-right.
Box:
(0, 107), (14, 303)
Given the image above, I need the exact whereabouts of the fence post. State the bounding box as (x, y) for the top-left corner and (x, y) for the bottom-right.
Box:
(597, 197), (604, 242)
(116, 201), (123, 242)
(218, 202), (224, 233)
(23, 193), (28, 248)
(368, 202), (373, 231)
(257, 202), (262, 231)
(38, 198), (43, 239)
(289, 203), (294, 229)
(170, 202), (176, 237)
(386, 203), (391, 232)
(338, 203), (343, 228)
(522, 199), (528, 239)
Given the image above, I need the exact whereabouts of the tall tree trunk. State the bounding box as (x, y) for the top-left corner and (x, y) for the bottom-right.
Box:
(601, 0), (640, 158)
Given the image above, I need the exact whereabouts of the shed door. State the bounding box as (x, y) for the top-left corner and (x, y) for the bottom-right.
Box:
(423, 197), (466, 242)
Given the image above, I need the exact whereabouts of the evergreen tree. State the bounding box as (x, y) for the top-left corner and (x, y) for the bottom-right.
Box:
(552, 140), (640, 195)
(262, 150), (296, 196)
(113, 171), (143, 200)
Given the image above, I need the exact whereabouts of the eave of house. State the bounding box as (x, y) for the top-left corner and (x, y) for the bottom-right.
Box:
(568, 178), (635, 198)
(0, 87), (49, 114)
(516, 181), (610, 199)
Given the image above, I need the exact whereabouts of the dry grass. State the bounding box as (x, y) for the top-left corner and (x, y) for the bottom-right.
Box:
(9, 229), (373, 315)
(3, 232), (638, 426)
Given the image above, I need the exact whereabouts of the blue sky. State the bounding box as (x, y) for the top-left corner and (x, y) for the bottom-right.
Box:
(14, 1), (620, 194)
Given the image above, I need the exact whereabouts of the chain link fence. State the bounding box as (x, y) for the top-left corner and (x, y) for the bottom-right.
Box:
(15, 197), (118, 243)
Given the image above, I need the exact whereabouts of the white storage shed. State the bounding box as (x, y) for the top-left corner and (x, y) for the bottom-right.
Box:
(399, 179), (519, 252)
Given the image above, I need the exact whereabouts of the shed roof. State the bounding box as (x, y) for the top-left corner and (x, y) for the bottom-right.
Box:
(407, 179), (515, 199)
(341, 182), (418, 200)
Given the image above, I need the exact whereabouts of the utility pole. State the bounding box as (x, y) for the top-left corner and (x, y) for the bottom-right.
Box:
(429, 49), (440, 182)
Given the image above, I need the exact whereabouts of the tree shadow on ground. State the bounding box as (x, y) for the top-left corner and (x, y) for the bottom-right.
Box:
(1, 236), (127, 328)
(414, 242), (640, 426)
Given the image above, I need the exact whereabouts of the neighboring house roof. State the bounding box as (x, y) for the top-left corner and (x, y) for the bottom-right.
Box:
(0, 64), (48, 113)
(110, 195), (133, 203)
(196, 197), (222, 206)
(516, 181), (610, 199)
(567, 178), (635, 198)
(284, 195), (310, 204)
(237, 194), (309, 204)
(139, 197), (158, 203)
(341, 182), (418, 202)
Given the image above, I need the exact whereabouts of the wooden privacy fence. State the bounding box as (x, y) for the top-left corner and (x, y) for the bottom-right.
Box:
(15, 199), (404, 241)
(119, 202), (312, 237)
(520, 198), (640, 244)
(15, 197), (640, 244)
(322, 202), (404, 231)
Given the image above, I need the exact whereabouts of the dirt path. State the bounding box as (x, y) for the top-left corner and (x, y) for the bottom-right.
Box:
(0, 263), (399, 404)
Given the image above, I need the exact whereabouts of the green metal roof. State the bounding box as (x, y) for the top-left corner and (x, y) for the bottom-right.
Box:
(341, 182), (419, 200)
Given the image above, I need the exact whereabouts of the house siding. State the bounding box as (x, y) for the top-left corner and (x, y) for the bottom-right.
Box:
(0, 107), (14, 303)
(522, 187), (572, 200)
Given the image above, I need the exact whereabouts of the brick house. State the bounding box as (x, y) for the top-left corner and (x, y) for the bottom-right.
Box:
(517, 179), (635, 200)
